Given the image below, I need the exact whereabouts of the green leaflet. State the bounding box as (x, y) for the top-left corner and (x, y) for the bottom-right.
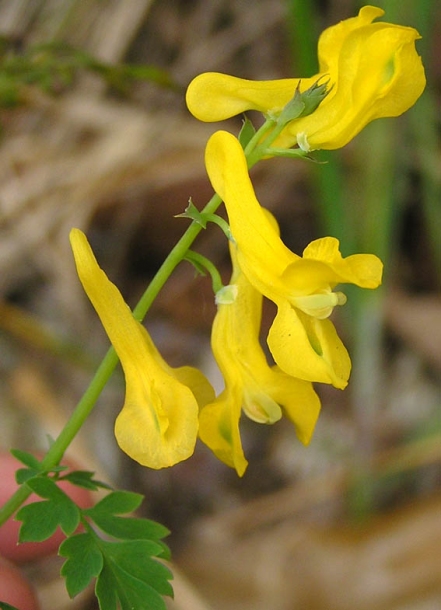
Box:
(16, 477), (81, 541)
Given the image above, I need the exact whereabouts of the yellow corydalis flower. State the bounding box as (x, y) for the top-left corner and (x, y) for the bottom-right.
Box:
(70, 228), (214, 469)
(205, 131), (383, 389)
(187, 5), (425, 151)
(199, 244), (320, 476)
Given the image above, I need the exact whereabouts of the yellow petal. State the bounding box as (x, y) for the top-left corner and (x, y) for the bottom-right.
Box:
(198, 387), (248, 477)
(318, 6), (385, 74)
(267, 368), (321, 445)
(280, 237), (383, 294)
(70, 228), (202, 469)
(199, 245), (262, 476)
(267, 301), (351, 389)
(70, 228), (148, 369)
(303, 237), (383, 288)
(205, 131), (295, 294)
(199, 287), (251, 476)
(116, 337), (201, 469)
(173, 365), (216, 410)
(186, 72), (319, 122)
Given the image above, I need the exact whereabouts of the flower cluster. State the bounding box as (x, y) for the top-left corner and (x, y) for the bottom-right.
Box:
(70, 6), (424, 475)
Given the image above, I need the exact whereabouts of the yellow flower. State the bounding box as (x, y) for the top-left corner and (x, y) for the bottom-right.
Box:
(186, 5), (425, 151)
(205, 130), (383, 389)
(199, 244), (321, 476)
(70, 229), (215, 469)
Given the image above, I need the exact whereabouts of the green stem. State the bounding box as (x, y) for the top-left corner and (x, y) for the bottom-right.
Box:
(199, 213), (232, 241)
(245, 118), (277, 168)
(246, 97), (316, 167)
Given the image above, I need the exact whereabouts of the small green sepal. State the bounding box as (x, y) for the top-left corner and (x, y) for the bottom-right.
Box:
(277, 77), (330, 127)
(299, 76), (330, 116)
(276, 83), (306, 125)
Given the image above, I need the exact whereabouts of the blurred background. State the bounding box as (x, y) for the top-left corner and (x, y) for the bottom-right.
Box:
(0, 0), (440, 608)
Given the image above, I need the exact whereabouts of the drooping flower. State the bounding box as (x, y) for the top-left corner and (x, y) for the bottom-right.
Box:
(205, 130), (383, 389)
(70, 228), (215, 469)
(198, 243), (321, 476)
(186, 5), (425, 151)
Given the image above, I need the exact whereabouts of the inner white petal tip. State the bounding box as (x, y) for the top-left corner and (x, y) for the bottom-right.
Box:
(292, 289), (347, 319)
(297, 131), (311, 152)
